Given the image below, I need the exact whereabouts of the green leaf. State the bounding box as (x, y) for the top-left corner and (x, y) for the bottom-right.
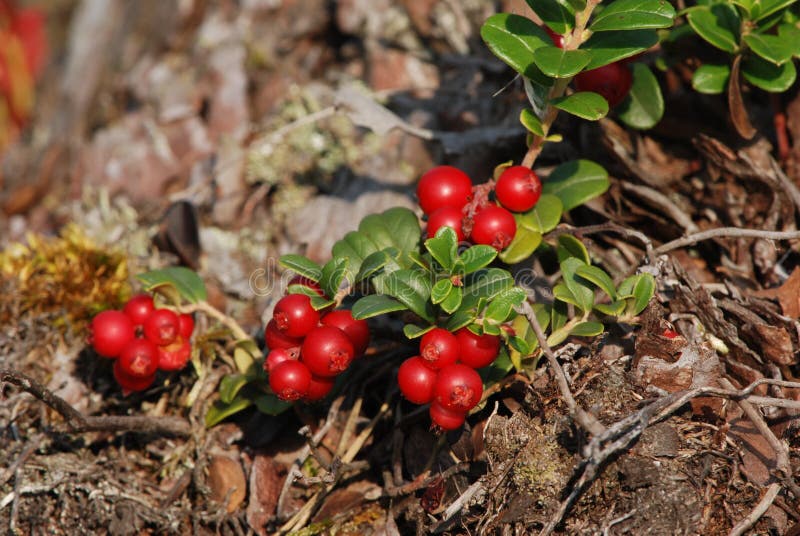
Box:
(525, 0), (574, 34)
(464, 268), (515, 299)
(743, 32), (795, 65)
(484, 287), (526, 324)
(332, 231), (379, 283)
(532, 47), (592, 78)
(751, 0), (798, 22)
(551, 91), (609, 120)
(253, 393), (293, 415)
(351, 294), (408, 319)
(561, 257), (595, 312)
(777, 23), (800, 58)
(686, 4), (741, 53)
(594, 300), (627, 316)
(550, 300), (569, 334)
(403, 324), (435, 339)
(547, 323), (573, 346)
(553, 282), (581, 308)
(356, 248), (397, 282)
(459, 245), (498, 274)
(692, 63), (730, 94)
(617, 275), (638, 297)
(480, 14), (552, 78)
(137, 267), (207, 304)
(575, 265), (617, 299)
(519, 194), (563, 233)
(441, 285), (463, 314)
(617, 63), (665, 130)
(590, 0), (676, 31)
(205, 396), (253, 427)
(498, 226), (543, 264)
(431, 278), (454, 304)
(384, 269), (434, 322)
(279, 255), (322, 282)
(445, 294), (484, 331)
(542, 159), (609, 211)
(320, 257), (350, 298)
(233, 339), (261, 375)
(482, 323), (502, 336)
(358, 207), (421, 256)
(219, 374), (251, 404)
(570, 321), (605, 337)
(524, 78), (554, 120)
(425, 226), (458, 271)
(630, 272), (655, 315)
(557, 234), (590, 264)
(520, 108), (545, 136)
(581, 30), (659, 70)
(742, 54), (797, 91)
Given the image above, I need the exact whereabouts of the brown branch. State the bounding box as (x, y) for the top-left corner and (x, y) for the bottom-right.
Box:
(653, 228), (800, 256)
(728, 483), (781, 536)
(1, 369), (191, 437)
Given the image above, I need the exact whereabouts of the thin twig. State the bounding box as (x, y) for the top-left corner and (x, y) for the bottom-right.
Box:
(728, 483), (781, 536)
(177, 301), (250, 341)
(654, 228), (800, 256)
(620, 182), (699, 233)
(546, 222), (656, 266)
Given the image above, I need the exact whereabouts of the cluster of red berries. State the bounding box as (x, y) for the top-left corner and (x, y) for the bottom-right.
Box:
(397, 327), (501, 431)
(88, 294), (194, 393)
(544, 27), (633, 108)
(264, 277), (370, 402)
(418, 165), (542, 251)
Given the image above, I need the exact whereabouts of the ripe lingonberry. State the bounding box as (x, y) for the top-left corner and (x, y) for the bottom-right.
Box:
(397, 356), (438, 404)
(574, 62), (632, 108)
(143, 308), (180, 346)
(456, 328), (501, 369)
(123, 294), (155, 326)
(157, 336), (192, 371)
(287, 275), (325, 297)
(544, 26), (565, 48)
(320, 310), (370, 357)
(89, 310), (135, 358)
(264, 348), (295, 373)
(264, 319), (303, 352)
(269, 360), (311, 401)
(416, 166), (473, 215)
(426, 207), (465, 241)
(178, 313), (194, 339)
(118, 338), (159, 378)
(429, 401), (466, 431)
(113, 361), (155, 394)
(304, 375), (335, 401)
(434, 364), (483, 412)
(495, 166), (542, 212)
(470, 205), (516, 251)
(419, 328), (459, 370)
(301, 325), (355, 377)
(273, 294), (320, 338)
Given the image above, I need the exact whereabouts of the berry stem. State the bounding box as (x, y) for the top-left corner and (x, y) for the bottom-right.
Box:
(178, 301), (250, 341)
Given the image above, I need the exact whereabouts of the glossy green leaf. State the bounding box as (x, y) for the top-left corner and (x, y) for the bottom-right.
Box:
(617, 275), (638, 297)
(777, 23), (800, 57)
(551, 299), (568, 334)
(498, 226), (543, 264)
(575, 264), (617, 299)
(692, 63), (730, 94)
(445, 294), (483, 332)
(137, 267), (207, 304)
(484, 287), (526, 324)
(519, 194), (563, 233)
(617, 63), (664, 130)
(403, 324), (435, 339)
(520, 108), (545, 136)
(551, 91), (609, 120)
(557, 234), (590, 264)
(431, 278), (453, 304)
(480, 13), (552, 78)
(219, 374), (251, 404)
(553, 283), (581, 308)
(630, 272), (656, 315)
(253, 393), (293, 415)
(205, 396), (253, 427)
(384, 269), (434, 321)
(581, 30), (659, 70)
(590, 0), (676, 31)
(594, 300), (627, 316)
(441, 285), (463, 314)
(547, 323), (573, 346)
(742, 54), (797, 91)
(279, 254), (322, 282)
(459, 245), (498, 274)
(425, 226), (458, 271)
(332, 231), (379, 283)
(542, 159), (609, 211)
(358, 207), (420, 256)
(570, 321), (605, 337)
(561, 257), (595, 312)
(464, 268), (515, 299)
(532, 47), (592, 78)
(686, 4), (741, 53)
(320, 257), (350, 298)
(743, 32), (795, 65)
(525, 0), (574, 34)
(356, 248), (397, 282)
(523, 78), (553, 120)
(751, 0), (798, 22)
(351, 294), (408, 319)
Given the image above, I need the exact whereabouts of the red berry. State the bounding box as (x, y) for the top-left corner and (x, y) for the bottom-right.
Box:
(123, 294), (155, 326)
(113, 361), (155, 394)
(320, 310), (370, 357)
(416, 166), (473, 215)
(287, 275), (325, 297)
(429, 401), (466, 431)
(544, 26), (565, 48)
(456, 328), (501, 369)
(273, 294), (320, 338)
(269, 361), (311, 401)
(574, 62), (632, 108)
(397, 356), (438, 404)
(143, 308), (180, 346)
(178, 313), (194, 339)
(264, 319), (303, 351)
(264, 348), (295, 373)
(434, 364), (483, 412)
(470, 205), (516, 251)
(157, 336), (192, 371)
(426, 207), (465, 241)
(118, 338), (159, 378)
(304, 375), (335, 401)
(301, 326), (355, 377)
(89, 310), (135, 358)
(419, 328), (459, 370)
(495, 166), (542, 212)
(662, 328), (680, 339)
